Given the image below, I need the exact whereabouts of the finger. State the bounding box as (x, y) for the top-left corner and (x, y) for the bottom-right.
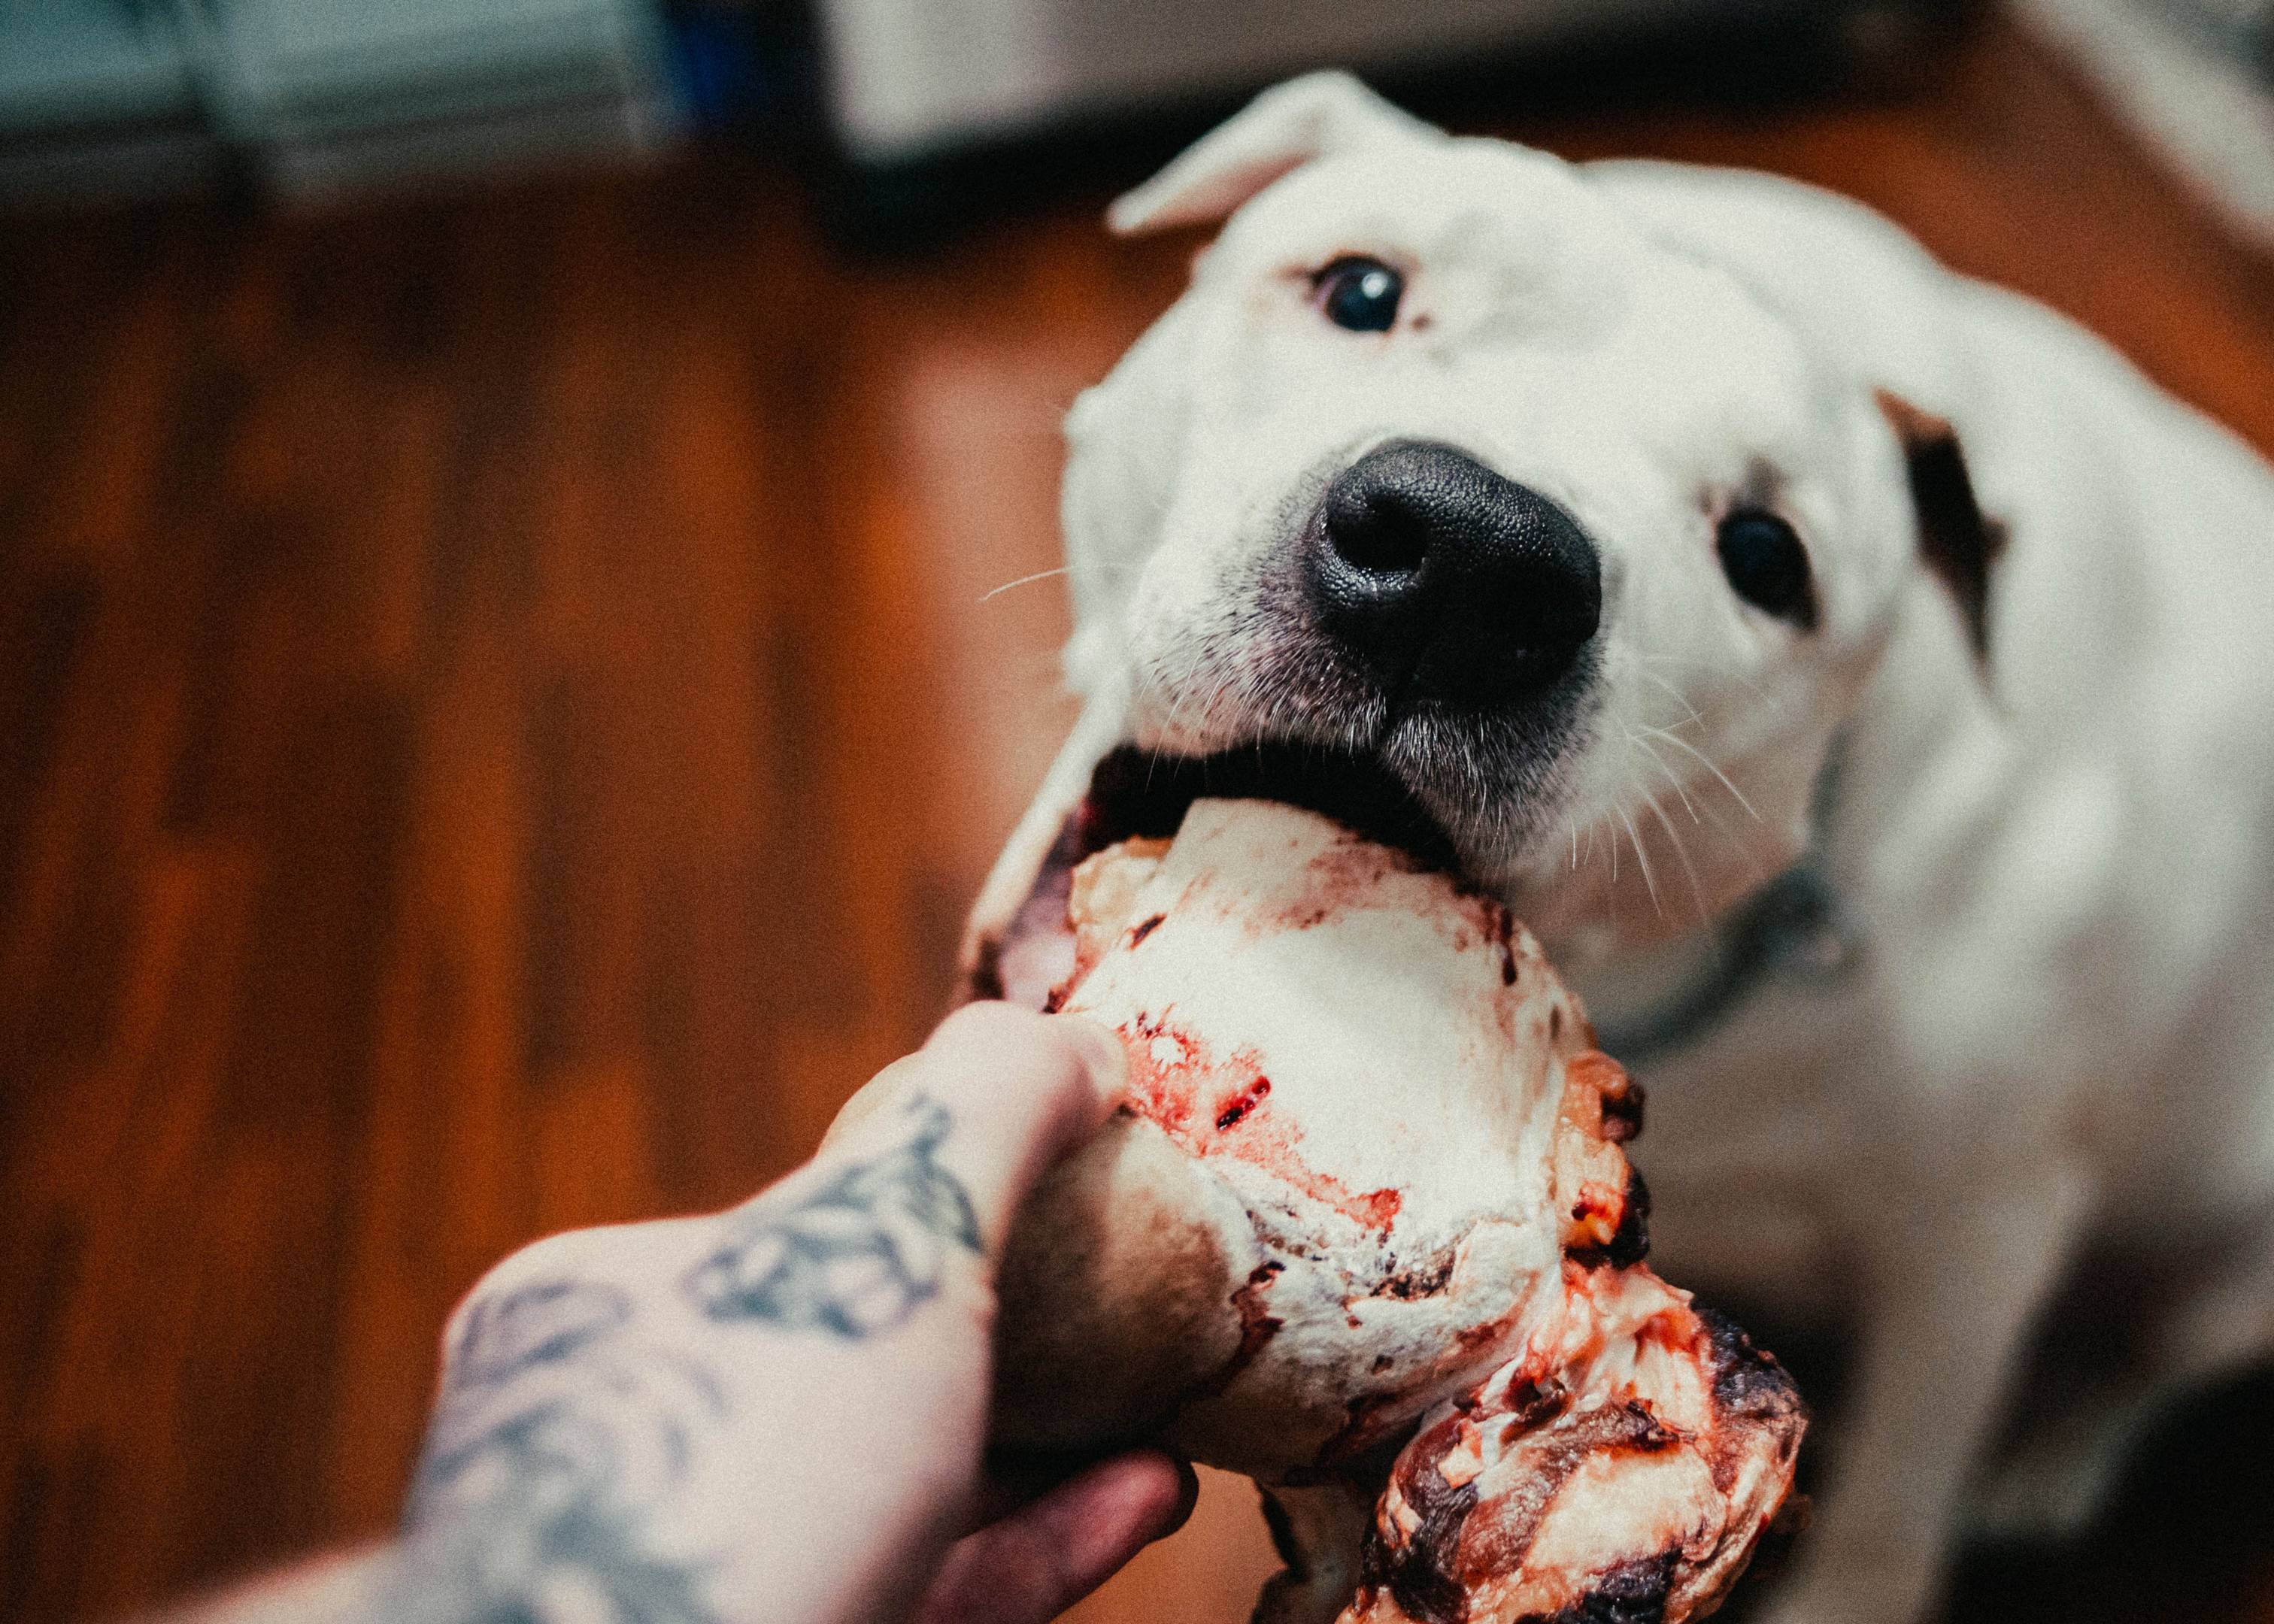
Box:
(912, 1450), (1198, 1624)
(825, 1001), (1128, 1256)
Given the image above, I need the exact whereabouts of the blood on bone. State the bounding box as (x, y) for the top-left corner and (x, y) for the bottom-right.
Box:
(1317, 1387), (1416, 1468)
(1257, 834), (1420, 932)
(1208, 1260), (1289, 1395)
(1215, 1074), (1270, 1131)
(1120, 1009), (1403, 1232)
(1455, 1303), (1527, 1354)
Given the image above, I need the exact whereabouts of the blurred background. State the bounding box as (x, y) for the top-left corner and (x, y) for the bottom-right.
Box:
(3, 2), (2273, 1622)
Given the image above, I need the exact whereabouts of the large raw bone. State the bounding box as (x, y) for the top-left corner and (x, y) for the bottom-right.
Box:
(987, 800), (1804, 1623)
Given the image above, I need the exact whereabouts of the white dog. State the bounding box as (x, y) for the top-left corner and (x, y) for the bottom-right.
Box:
(963, 73), (2274, 1624)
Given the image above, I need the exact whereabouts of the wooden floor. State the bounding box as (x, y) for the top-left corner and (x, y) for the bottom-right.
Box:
(3, 13), (2272, 1623)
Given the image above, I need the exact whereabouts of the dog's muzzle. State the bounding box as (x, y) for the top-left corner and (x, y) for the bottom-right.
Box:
(1305, 439), (1602, 711)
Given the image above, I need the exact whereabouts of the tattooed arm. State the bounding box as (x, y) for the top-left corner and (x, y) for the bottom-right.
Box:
(165, 1004), (1192, 1624)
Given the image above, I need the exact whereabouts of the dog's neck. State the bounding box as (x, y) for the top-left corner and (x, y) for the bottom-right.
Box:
(1575, 859), (1865, 1061)
(1550, 732), (1863, 1061)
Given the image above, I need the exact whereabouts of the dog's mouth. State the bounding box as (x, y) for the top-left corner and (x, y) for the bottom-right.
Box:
(971, 741), (1470, 1010)
(1081, 741), (1463, 871)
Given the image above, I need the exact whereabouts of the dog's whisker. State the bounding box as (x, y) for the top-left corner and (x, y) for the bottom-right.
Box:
(1000, 559), (1139, 604)
(1633, 724), (1761, 823)
(1634, 746), (1771, 887)
(1636, 654), (1784, 715)
(980, 566), (1071, 603)
(1613, 800), (1662, 913)
(1635, 668), (1707, 732)
(1624, 729), (1703, 825)
(1630, 758), (1711, 923)
(1643, 741), (1757, 876)
(1148, 657), (1211, 756)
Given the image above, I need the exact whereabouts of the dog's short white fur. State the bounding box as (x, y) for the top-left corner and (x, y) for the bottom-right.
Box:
(967, 74), (2274, 1624)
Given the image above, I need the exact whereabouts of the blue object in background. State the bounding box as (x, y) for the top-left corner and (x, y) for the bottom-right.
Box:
(1, 0), (689, 205)
(0, 0), (223, 201)
(660, 1), (821, 135)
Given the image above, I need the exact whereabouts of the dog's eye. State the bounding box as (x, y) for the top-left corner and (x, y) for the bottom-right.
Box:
(1716, 509), (1816, 627)
(1314, 257), (1402, 332)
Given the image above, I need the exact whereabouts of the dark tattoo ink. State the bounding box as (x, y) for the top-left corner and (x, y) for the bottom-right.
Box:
(401, 1289), (725, 1620)
(682, 1095), (980, 1338)
(385, 1097), (977, 1620)
(402, 1403), (714, 1624)
(449, 1281), (634, 1388)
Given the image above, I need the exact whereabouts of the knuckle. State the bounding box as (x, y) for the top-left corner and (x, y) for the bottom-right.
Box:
(934, 998), (1048, 1049)
(929, 1001), (1084, 1083)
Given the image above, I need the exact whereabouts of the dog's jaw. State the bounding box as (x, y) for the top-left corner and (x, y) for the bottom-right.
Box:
(996, 607), (1890, 1007)
(1121, 611), (1610, 882)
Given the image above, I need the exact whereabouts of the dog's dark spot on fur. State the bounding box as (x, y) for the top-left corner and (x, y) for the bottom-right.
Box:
(1877, 390), (2006, 665)
(1129, 911), (1166, 947)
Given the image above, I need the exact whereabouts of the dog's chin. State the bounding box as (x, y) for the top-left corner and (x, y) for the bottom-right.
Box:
(1369, 700), (1592, 880)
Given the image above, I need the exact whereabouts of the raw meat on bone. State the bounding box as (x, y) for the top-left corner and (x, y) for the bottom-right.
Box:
(989, 798), (1804, 1624)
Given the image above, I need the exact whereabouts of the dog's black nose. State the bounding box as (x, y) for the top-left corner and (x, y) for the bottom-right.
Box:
(1308, 440), (1601, 710)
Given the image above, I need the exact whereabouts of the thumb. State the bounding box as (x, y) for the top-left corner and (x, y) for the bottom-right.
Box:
(817, 1002), (1128, 1259)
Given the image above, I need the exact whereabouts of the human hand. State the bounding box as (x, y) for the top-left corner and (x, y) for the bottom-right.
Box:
(389, 1001), (1193, 1624)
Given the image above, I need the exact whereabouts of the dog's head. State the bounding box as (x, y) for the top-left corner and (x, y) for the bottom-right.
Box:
(975, 74), (1994, 989)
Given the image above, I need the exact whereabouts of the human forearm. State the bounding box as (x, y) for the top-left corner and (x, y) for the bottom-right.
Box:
(155, 1007), (1183, 1624)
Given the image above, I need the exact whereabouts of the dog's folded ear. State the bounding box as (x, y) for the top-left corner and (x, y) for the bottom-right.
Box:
(1876, 389), (2006, 664)
(1108, 71), (1443, 235)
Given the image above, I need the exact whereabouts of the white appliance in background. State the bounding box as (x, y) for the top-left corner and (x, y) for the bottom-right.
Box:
(2017, 0), (2274, 244)
(0, 0), (681, 206)
(816, 0), (1762, 165)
